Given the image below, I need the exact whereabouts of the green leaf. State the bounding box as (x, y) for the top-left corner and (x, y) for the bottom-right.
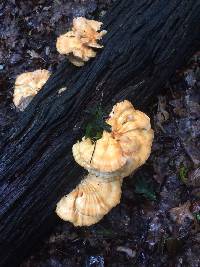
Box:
(178, 165), (188, 184)
(84, 106), (111, 142)
(134, 177), (156, 201)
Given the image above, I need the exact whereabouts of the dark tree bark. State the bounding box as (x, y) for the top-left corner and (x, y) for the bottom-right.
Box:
(0, 0), (200, 266)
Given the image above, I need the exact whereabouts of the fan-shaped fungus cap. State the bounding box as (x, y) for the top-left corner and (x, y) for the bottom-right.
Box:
(72, 17), (107, 45)
(13, 69), (50, 111)
(107, 100), (151, 133)
(72, 100), (154, 178)
(73, 131), (127, 173)
(56, 174), (122, 226)
(56, 17), (106, 66)
(106, 100), (154, 176)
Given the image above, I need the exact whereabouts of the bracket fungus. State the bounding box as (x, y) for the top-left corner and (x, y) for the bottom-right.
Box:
(56, 17), (107, 66)
(13, 69), (50, 111)
(72, 132), (127, 174)
(73, 100), (154, 178)
(56, 100), (154, 226)
(56, 174), (122, 227)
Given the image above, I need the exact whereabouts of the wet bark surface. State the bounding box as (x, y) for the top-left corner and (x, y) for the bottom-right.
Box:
(0, 1), (200, 267)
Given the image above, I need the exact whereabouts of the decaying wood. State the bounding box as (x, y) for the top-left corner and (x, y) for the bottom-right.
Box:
(0, 0), (200, 266)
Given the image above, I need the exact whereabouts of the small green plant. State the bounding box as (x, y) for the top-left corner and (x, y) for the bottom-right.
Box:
(134, 176), (156, 201)
(194, 212), (200, 221)
(85, 106), (111, 142)
(178, 165), (188, 184)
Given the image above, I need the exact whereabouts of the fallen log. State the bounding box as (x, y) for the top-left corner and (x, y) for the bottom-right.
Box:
(0, 0), (200, 266)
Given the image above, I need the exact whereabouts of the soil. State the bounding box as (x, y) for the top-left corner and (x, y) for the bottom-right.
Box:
(1, 1), (200, 267)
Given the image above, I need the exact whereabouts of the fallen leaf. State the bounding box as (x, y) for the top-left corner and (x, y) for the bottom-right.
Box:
(169, 201), (194, 224)
(116, 246), (136, 258)
(27, 50), (40, 59)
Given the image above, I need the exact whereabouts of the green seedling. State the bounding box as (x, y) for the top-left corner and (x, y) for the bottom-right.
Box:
(179, 165), (188, 184)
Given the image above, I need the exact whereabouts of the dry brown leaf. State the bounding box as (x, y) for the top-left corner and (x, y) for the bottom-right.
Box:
(170, 201), (194, 224)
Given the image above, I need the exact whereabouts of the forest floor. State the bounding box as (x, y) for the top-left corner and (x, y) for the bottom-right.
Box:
(1, 1), (200, 267)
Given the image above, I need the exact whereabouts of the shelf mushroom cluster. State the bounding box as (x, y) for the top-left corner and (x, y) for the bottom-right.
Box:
(56, 17), (107, 66)
(13, 69), (50, 111)
(56, 100), (154, 226)
(10, 17), (154, 227)
(13, 17), (106, 110)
